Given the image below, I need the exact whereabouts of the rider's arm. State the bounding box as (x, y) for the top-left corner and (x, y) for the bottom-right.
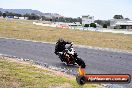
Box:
(55, 43), (59, 55)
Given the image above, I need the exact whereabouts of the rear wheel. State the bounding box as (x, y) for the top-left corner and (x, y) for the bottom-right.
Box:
(75, 58), (86, 68)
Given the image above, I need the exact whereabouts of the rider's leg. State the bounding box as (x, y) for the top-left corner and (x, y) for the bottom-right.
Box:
(58, 52), (64, 62)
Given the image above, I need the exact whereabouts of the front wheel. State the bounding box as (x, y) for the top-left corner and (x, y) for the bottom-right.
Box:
(76, 75), (86, 85)
(75, 58), (86, 68)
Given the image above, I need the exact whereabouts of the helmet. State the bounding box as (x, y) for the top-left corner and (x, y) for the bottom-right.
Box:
(58, 38), (64, 42)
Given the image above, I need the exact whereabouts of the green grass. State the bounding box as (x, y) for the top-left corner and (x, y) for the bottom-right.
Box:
(0, 18), (132, 51)
(0, 57), (97, 88)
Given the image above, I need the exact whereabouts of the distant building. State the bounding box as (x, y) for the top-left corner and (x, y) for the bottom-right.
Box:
(19, 17), (28, 20)
(7, 16), (14, 18)
(110, 19), (132, 29)
(82, 15), (94, 25)
(56, 22), (81, 28)
(68, 22), (81, 26)
(14, 16), (19, 19)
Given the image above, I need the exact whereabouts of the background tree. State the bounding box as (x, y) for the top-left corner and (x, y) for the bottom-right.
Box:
(65, 17), (73, 22)
(76, 17), (82, 24)
(84, 24), (89, 27)
(94, 20), (103, 25)
(41, 16), (46, 21)
(113, 15), (124, 19)
(5, 11), (12, 16)
(8, 12), (15, 17)
(90, 23), (96, 28)
(23, 13), (30, 17)
(15, 13), (22, 17)
(94, 20), (110, 27)
(103, 24), (107, 28)
(58, 17), (65, 22)
(28, 13), (40, 20)
(125, 18), (130, 20)
(0, 11), (2, 16)
(3, 11), (15, 17)
(2, 13), (6, 18)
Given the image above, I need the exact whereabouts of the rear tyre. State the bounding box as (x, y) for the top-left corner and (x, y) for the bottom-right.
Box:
(75, 58), (86, 68)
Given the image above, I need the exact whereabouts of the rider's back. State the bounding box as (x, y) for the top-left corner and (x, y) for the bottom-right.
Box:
(55, 40), (71, 54)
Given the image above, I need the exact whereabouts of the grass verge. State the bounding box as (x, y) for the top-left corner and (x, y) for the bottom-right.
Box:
(0, 18), (132, 51)
(0, 56), (98, 88)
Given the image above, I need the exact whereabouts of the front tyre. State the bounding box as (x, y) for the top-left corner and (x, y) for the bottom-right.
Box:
(75, 58), (86, 68)
(76, 75), (86, 85)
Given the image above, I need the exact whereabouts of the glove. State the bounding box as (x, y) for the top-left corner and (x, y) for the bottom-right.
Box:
(54, 51), (58, 55)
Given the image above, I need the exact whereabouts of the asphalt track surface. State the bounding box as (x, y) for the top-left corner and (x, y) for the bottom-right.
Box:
(0, 38), (132, 88)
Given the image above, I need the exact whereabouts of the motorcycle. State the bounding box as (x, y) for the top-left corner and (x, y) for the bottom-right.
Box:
(55, 44), (86, 68)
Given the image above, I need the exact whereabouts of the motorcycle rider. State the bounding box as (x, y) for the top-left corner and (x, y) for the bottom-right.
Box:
(55, 38), (72, 61)
(55, 38), (86, 68)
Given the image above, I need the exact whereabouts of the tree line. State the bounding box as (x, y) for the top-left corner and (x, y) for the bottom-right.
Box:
(0, 11), (82, 23)
(0, 11), (41, 20)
